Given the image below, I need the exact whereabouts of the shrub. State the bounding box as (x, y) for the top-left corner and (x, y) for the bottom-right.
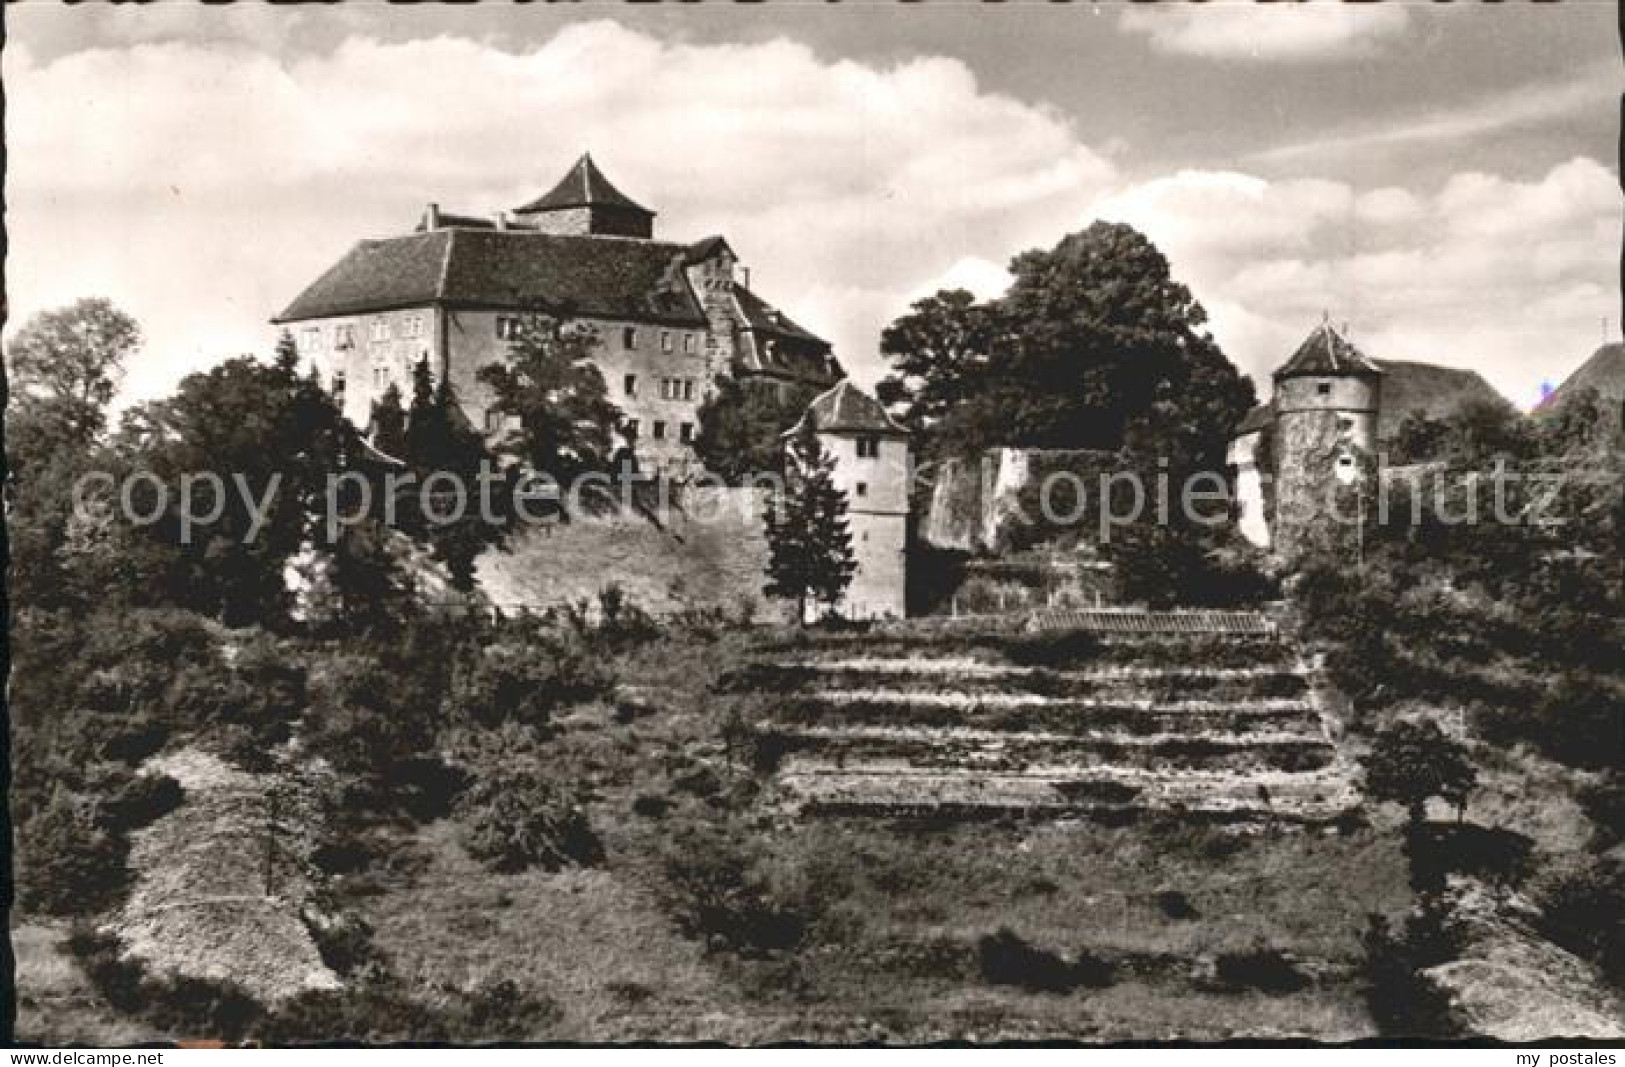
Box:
(1531, 859), (1625, 986)
(17, 791), (131, 916)
(98, 773), (185, 834)
(69, 926), (264, 1042)
(1579, 773), (1625, 852)
(456, 766), (603, 874)
(660, 827), (817, 956)
(1154, 889), (1199, 921)
(1359, 908), (1460, 1037)
(450, 635), (609, 730)
(1530, 674), (1624, 772)
(976, 928), (1112, 993)
(1214, 944), (1308, 994)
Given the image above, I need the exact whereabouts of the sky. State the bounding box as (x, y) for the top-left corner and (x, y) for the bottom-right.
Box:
(6, 1), (1620, 410)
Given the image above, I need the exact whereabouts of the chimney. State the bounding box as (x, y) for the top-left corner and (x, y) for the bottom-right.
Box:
(425, 202), (441, 231)
(741, 266), (751, 290)
(495, 211), (508, 231)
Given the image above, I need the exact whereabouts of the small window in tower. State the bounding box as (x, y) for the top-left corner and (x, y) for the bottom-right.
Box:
(624, 374), (637, 398)
(855, 482), (869, 498)
(856, 436), (880, 459)
(496, 316), (523, 341)
(1316, 381), (1332, 396)
(679, 422), (694, 444)
(624, 327), (638, 349)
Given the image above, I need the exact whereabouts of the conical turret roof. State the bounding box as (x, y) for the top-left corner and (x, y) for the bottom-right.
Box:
(514, 153), (654, 216)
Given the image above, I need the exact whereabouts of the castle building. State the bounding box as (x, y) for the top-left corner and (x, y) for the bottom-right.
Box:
(1230, 321), (1382, 558)
(787, 380), (912, 621)
(274, 154), (841, 476)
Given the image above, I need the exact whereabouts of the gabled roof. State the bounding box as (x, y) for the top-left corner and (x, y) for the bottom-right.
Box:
(514, 154), (654, 217)
(1275, 322), (1384, 379)
(733, 285), (828, 348)
(1537, 343), (1625, 414)
(1373, 359), (1506, 439)
(685, 235), (735, 265)
(274, 229), (707, 326)
(787, 380), (910, 438)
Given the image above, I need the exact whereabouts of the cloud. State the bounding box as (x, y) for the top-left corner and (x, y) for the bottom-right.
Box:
(4, 22), (1114, 398)
(1251, 60), (1618, 166)
(1117, 2), (1410, 62)
(1087, 158), (1621, 407)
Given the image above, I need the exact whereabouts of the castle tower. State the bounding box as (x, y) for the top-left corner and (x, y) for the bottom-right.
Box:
(512, 153), (656, 239)
(1270, 320), (1383, 560)
(788, 380), (911, 621)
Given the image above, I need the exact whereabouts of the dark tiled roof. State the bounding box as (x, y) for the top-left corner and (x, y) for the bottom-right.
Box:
(275, 231), (452, 322)
(275, 230), (707, 326)
(1537, 343), (1625, 413)
(1275, 323), (1384, 379)
(789, 380), (909, 437)
(686, 235), (734, 264)
(733, 285), (828, 348)
(514, 153), (654, 217)
(1373, 359), (1506, 439)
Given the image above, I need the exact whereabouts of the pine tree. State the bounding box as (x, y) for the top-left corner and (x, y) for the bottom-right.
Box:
(370, 382), (408, 459)
(763, 420), (857, 623)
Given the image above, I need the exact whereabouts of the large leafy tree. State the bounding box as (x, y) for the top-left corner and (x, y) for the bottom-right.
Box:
(7, 297), (141, 440)
(875, 289), (993, 448)
(763, 420), (858, 623)
(477, 314), (623, 501)
(692, 375), (820, 485)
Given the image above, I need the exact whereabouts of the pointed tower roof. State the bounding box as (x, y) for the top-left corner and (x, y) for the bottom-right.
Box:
(786, 379), (910, 438)
(1538, 343), (1625, 413)
(514, 153), (654, 216)
(1274, 321), (1384, 380)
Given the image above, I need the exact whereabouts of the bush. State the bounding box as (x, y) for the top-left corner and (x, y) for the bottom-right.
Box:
(456, 766), (603, 874)
(976, 928), (1113, 993)
(1359, 908), (1460, 1037)
(1579, 773), (1625, 852)
(450, 634), (609, 730)
(1532, 859), (1625, 986)
(1214, 944), (1308, 994)
(17, 792), (131, 916)
(69, 926), (264, 1042)
(98, 772), (185, 834)
(660, 827), (817, 956)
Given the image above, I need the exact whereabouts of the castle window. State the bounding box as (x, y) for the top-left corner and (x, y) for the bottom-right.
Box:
(684, 334), (697, 355)
(624, 374), (638, 398)
(652, 421), (667, 440)
(1316, 381), (1332, 396)
(486, 409), (505, 433)
(623, 327), (638, 349)
(371, 319), (390, 343)
(301, 327), (322, 353)
(856, 436), (880, 459)
(331, 371), (346, 398)
(682, 379), (695, 402)
(496, 316), (522, 341)
(335, 325), (355, 349)
(855, 482), (869, 498)
(661, 331), (674, 353)
(625, 419), (640, 439)
(679, 422), (694, 444)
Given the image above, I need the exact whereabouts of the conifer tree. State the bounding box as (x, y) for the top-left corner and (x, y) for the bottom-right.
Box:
(763, 419), (857, 623)
(369, 382), (408, 459)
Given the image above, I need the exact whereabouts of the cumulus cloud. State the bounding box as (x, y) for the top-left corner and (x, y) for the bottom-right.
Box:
(4, 23), (1114, 398)
(1088, 157), (1621, 407)
(1117, 2), (1410, 62)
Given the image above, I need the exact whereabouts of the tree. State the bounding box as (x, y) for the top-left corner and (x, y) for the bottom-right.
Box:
(400, 357), (505, 592)
(7, 297), (141, 440)
(875, 288), (993, 449)
(692, 375), (819, 485)
(476, 314), (623, 501)
(763, 420), (857, 623)
(1360, 720), (1479, 826)
(369, 382), (408, 459)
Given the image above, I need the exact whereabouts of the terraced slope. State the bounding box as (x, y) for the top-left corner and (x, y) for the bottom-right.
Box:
(725, 614), (1357, 823)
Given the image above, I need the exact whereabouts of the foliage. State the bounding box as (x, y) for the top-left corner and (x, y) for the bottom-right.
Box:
(1578, 773), (1625, 852)
(1213, 944), (1308, 993)
(660, 825), (819, 956)
(97, 773), (185, 835)
(692, 375), (820, 484)
(6, 297), (141, 440)
(1531, 859), (1625, 986)
(874, 288), (993, 451)
(455, 762), (603, 874)
(1360, 720), (1479, 826)
(1359, 906), (1461, 1037)
(17, 791), (131, 916)
(448, 628), (610, 730)
(368, 381), (408, 459)
(976, 928), (1113, 993)
(476, 314), (624, 499)
(762, 420), (858, 621)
